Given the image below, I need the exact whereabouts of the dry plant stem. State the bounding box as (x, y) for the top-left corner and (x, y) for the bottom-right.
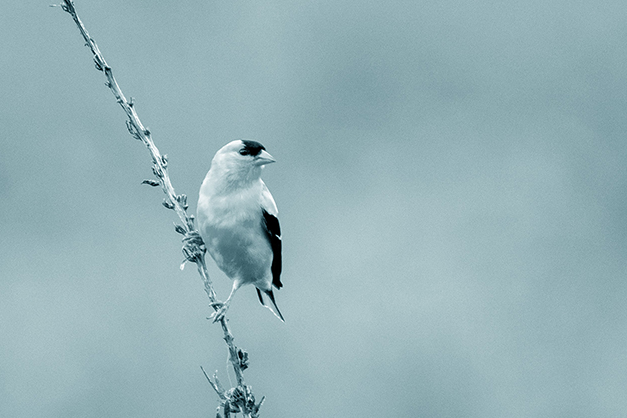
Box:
(58, 1), (261, 416)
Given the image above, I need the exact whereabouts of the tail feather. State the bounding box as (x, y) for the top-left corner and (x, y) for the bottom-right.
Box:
(256, 288), (285, 322)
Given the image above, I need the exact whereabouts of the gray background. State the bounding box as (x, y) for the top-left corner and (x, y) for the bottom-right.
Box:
(2, 1), (626, 417)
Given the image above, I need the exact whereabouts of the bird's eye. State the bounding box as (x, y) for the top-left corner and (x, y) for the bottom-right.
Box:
(239, 148), (251, 156)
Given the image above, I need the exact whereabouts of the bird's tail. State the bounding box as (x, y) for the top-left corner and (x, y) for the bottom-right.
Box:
(256, 288), (285, 322)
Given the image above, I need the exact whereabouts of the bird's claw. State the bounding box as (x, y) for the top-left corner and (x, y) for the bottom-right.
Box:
(209, 301), (229, 323)
(181, 230), (205, 263)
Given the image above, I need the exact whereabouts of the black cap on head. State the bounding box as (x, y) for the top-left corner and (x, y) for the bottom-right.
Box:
(239, 140), (266, 156)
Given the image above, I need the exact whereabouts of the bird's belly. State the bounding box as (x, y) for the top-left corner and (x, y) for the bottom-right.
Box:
(197, 186), (273, 285)
(203, 222), (272, 283)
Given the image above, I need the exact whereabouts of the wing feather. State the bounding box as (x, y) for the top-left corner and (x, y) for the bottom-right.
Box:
(260, 182), (282, 289)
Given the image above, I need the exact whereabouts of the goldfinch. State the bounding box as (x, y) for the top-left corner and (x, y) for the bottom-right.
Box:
(197, 140), (284, 322)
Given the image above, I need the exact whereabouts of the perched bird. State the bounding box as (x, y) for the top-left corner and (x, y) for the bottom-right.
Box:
(197, 139), (284, 322)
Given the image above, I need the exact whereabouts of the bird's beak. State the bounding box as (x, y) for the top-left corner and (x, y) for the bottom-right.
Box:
(255, 149), (276, 166)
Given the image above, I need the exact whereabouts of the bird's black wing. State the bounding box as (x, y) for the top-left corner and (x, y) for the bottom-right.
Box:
(262, 209), (283, 289)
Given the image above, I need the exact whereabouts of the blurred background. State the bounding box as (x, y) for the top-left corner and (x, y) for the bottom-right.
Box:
(1, 1), (627, 417)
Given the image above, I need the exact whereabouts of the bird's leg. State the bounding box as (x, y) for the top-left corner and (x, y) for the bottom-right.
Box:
(209, 282), (240, 323)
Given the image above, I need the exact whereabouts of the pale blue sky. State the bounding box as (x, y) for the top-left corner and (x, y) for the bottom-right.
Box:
(1, 1), (627, 417)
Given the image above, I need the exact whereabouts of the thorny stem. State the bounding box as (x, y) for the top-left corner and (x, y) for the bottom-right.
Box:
(57, 1), (263, 416)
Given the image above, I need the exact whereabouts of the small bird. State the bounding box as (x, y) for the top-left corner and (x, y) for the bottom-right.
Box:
(197, 139), (284, 322)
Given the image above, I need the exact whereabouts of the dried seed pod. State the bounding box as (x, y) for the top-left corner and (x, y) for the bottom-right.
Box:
(141, 179), (160, 187)
(162, 199), (174, 210)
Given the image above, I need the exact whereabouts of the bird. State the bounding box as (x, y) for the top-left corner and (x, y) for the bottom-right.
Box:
(197, 139), (284, 322)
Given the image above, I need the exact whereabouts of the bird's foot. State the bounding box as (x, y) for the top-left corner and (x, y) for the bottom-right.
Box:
(209, 301), (230, 323)
(181, 230), (206, 265)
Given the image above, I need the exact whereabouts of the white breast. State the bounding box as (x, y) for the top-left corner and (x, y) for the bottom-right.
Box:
(197, 179), (272, 286)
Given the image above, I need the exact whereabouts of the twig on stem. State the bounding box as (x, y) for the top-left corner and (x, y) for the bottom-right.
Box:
(56, 1), (264, 416)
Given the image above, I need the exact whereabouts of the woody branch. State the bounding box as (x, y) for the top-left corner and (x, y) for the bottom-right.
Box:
(56, 1), (264, 416)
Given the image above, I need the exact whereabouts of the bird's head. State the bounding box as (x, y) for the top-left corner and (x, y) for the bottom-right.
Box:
(209, 139), (275, 186)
